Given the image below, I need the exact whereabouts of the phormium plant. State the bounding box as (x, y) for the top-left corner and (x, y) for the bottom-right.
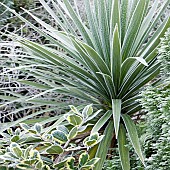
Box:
(0, 0), (170, 169)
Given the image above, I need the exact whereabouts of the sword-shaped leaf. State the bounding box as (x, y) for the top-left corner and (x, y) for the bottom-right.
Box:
(122, 114), (145, 165)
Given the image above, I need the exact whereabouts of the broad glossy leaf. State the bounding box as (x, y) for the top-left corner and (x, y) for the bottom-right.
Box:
(69, 105), (81, 116)
(46, 145), (64, 154)
(11, 135), (20, 142)
(35, 160), (44, 169)
(51, 130), (68, 144)
(67, 114), (83, 126)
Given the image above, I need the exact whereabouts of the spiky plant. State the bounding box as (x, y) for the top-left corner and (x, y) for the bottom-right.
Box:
(0, 0), (170, 169)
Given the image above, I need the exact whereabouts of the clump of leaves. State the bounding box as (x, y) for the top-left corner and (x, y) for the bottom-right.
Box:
(0, 105), (102, 170)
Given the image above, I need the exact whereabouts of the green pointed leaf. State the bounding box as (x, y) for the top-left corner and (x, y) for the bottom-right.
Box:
(82, 104), (93, 118)
(118, 124), (130, 170)
(112, 99), (121, 139)
(24, 146), (33, 159)
(121, 57), (148, 84)
(78, 41), (110, 75)
(122, 0), (146, 60)
(69, 105), (81, 115)
(46, 145), (64, 154)
(94, 121), (114, 170)
(68, 127), (78, 140)
(91, 110), (112, 134)
(97, 0), (110, 63)
(122, 114), (145, 165)
(62, 0), (93, 46)
(67, 114), (83, 126)
(120, 0), (129, 43)
(110, 0), (120, 35)
(111, 24), (121, 93)
(10, 143), (23, 158)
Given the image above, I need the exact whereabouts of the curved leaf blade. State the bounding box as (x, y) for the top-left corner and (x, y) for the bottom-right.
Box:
(112, 99), (121, 139)
(91, 110), (112, 134)
(118, 124), (130, 170)
(122, 114), (145, 165)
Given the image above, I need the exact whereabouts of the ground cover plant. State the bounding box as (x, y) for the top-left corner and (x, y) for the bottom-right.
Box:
(0, 105), (102, 169)
(0, 0), (170, 169)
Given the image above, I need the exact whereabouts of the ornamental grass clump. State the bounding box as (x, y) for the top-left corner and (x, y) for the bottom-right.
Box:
(0, 0), (170, 169)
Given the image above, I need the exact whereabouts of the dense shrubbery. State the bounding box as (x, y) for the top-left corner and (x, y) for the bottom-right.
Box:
(141, 83), (170, 169)
(158, 28), (170, 79)
(140, 27), (170, 169)
(0, 105), (101, 169)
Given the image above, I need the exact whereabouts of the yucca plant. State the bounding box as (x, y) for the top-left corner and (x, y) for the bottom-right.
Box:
(0, 0), (170, 169)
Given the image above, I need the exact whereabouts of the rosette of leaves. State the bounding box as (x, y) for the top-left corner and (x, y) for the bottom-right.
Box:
(0, 105), (102, 169)
(0, 0), (170, 169)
